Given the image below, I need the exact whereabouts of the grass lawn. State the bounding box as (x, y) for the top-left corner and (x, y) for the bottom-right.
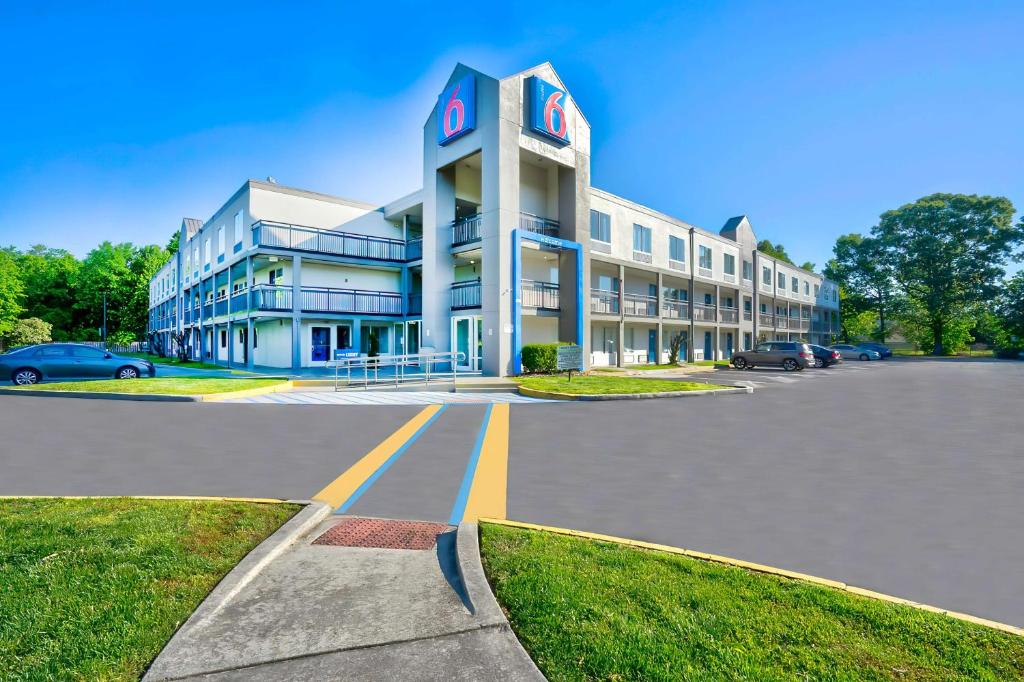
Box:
(0, 498), (298, 681)
(480, 523), (1024, 681)
(694, 359), (731, 366)
(514, 374), (726, 395)
(10, 377), (286, 395)
(122, 352), (227, 371)
(620, 363), (684, 371)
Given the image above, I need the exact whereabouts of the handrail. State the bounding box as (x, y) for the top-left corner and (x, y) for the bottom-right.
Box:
(252, 220), (406, 261)
(330, 351), (470, 391)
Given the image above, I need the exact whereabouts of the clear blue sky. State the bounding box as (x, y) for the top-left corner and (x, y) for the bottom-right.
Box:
(1, 1), (1021, 271)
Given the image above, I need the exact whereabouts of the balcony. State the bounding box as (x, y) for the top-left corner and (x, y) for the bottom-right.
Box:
(623, 292), (657, 317)
(451, 280), (481, 310)
(521, 280), (560, 311)
(662, 298), (689, 320)
(252, 220), (406, 262)
(591, 289), (619, 315)
(183, 309), (192, 325)
(452, 214), (482, 247)
(215, 295), (228, 316)
(693, 302), (716, 322)
(408, 293), (422, 316)
(203, 302), (213, 319)
(796, 318), (810, 332)
(251, 284), (293, 311)
(719, 306), (739, 323)
(759, 313), (774, 327)
(230, 288), (248, 313)
(777, 317), (790, 329)
(406, 237), (422, 261)
(743, 310), (753, 321)
(519, 212), (559, 237)
(302, 287), (402, 315)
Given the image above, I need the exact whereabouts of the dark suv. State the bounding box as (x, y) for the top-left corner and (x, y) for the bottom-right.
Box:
(731, 342), (812, 371)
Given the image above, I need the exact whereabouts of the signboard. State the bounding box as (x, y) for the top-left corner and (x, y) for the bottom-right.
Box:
(528, 76), (570, 146)
(333, 349), (361, 360)
(437, 75), (476, 146)
(556, 344), (583, 371)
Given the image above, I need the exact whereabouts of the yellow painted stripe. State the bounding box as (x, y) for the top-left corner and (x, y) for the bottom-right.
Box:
(460, 403), (510, 522)
(312, 405), (442, 509)
(478, 518), (1024, 637)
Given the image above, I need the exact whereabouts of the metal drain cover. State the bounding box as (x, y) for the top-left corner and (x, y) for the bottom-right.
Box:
(313, 518), (450, 550)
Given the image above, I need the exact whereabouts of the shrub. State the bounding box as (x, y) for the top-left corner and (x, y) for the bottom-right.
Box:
(4, 317), (52, 347)
(520, 342), (568, 373)
(107, 330), (135, 347)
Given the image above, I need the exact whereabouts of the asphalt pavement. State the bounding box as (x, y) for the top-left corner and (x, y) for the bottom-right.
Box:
(1, 358), (1021, 626)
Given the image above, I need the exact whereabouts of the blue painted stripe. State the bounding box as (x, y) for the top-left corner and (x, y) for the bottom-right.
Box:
(448, 404), (494, 525)
(336, 404), (449, 514)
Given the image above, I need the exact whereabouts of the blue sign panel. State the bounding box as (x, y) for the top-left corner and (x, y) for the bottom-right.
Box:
(333, 349), (361, 360)
(528, 76), (570, 146)
(437, 75), (476, 146)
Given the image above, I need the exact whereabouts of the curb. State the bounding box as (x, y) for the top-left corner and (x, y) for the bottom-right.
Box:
(455, 522), (546, 680)
(142, 500), (332, 682)
(0, 380), (293, 403)
(516, 385), (752, 401)
(478, 518), (1024, 638)
(0, 495), (290, 505)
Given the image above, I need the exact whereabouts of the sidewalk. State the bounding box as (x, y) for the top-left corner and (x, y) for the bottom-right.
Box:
(144, 503), (543, 681)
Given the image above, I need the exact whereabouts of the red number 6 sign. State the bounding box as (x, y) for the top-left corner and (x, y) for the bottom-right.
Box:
(437, 76), (477, 146)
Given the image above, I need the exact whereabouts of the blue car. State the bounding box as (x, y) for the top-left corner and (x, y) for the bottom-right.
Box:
(0, 343), (156, 385)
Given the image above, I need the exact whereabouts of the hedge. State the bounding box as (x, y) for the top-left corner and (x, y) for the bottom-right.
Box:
(520, 342), (569, 373)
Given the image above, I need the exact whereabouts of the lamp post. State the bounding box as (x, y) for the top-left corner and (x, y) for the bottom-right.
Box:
(102, 292), (107, 347)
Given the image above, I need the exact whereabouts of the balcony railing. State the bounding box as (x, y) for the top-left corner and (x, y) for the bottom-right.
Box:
(451, 280), (481, 310)
(669, 258), (686, 272)
(633, 250), (653, 264)
(452, 214), (482, 246)
(759, 313), (774, 326)
(406, 237), (422, 261)
(253, 220), (405, 262)
(719, 306), (739, 323)
(215, 295), (228, 316)
(591, 289), (619, 314)
(796, 318), (810, 331)
(662, 298), (689, 320)
(693, 302), (716, 322)
(624, 293), (657, 317)
(723, 272), (736, 283)
(777, 316), (790, 329)
(302, 287), (402, 315)
(230, 289), (247, 313)
(743, 310), (753, 321)
(519, 212), (559, 237)
(522, 280), (560, 311)
(408, 293), (422, 316)
(251, 284), (293, 311)
(184, 309), (192, 325)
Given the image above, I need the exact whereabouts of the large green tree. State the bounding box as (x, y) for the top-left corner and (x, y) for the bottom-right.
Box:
(824, 234), (899, 343)
(0, 248), (25, 338)
(74, 242), (138, 340)
(126, 244), (171, 339)
(872, 194), (1022, 354)
(16, 245), (81, 341)
(996, 270), (1024, 343)
(756, 240), (793, 265)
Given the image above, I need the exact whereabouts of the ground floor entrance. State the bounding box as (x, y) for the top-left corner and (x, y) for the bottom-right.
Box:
(451, 315), (483, 371)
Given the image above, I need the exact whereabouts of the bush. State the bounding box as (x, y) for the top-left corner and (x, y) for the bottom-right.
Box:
(520, 342), (568, 373)
(107, 330), (135, 347)
(4, 317), (52, 347)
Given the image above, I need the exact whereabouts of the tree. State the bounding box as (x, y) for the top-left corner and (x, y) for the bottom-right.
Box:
(995, 271), (1024, 344)
(825, 234), (899, 343)
(756, 240), (793, 265)
(4, 317), (51, 346)
(167, 230), (180, 256)
(667, 332), (683, 365)
(873, 194), (1022, 355)
(799, 261), (816, 272)
(0, 248), (24, 338)
(16, 245), (80, 341)
(75, 241), (169, 341)
(126, 244), (171, 338)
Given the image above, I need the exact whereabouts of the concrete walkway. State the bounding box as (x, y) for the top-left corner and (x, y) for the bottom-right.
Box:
(227, 390), (548, 405)
(144, 504), (543, 681)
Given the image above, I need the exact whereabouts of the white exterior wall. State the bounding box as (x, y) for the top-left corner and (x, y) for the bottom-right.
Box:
(253, 320), (291, 368)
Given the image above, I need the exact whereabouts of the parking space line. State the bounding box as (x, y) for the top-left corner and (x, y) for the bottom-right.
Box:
(449, 403), (510, 524)
(313, 405), (447, 511)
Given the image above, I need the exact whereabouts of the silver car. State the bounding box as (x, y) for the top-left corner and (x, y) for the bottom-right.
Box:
(0, 343), (156, 385)
(828, 344), (882, 361)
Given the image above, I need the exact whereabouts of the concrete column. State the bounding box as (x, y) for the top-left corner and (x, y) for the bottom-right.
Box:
(291, 255), (302, 371)
(246, 317), (255, 371)
(656, 272), (664, 364)
(616, 264), (625, 367)
(352, 319), (362, 353)
(687, 279), (695, 363)
(228, 321), (235, 366)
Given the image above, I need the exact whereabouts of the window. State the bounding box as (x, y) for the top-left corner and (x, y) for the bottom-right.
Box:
(193, 246), (200, 273)
(762, 265), (771, 285)
(723, 253), (736, 276)
(704, 293), (713, 305)
(590, 210), (611, 243)
(632, 224), (651, 253)
(204, 239), (211, 268)
(234, 211), (243, 245)
(220, 330), (227, 348)
(742, 260), (753, 280)
(596, 274), (619, 292)
(38, 346), (69, 358)
(778, 272), (786, 289)
(804, 281), (810, 296)
(832, 289), (837, 302)
(669, 235), (685, 262)
(792, 277), (799, 293)
(699, 245), (712, 270)
(217, 226), (225, 259)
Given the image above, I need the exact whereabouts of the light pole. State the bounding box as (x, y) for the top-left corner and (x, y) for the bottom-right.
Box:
(102, 292), (107, 347)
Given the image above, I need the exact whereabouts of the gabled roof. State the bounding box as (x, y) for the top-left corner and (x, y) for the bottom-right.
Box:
(720, 216), (747, 234)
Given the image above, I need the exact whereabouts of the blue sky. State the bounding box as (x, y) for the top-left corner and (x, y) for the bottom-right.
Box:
(1, 1), (1021, 271)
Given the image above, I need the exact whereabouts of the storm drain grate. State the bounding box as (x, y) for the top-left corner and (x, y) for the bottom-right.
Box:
(313, 518), (450, 550)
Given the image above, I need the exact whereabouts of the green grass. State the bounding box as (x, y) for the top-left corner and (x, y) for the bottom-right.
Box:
(621, 363), (684, 371)
(11, 377), (286, 395)
(122, 352), (227, 371)
(694, 359), (731, 366)
(514, 374), (726, 395)
(0, 498), (298, 681)
(479, 523), (1024, 681)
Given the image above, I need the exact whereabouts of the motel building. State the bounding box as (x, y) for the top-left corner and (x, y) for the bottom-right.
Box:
(148, 62), (841, 376)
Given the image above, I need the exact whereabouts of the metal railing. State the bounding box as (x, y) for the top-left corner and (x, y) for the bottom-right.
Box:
(251, 284), (293, 311)
(301, 287), (402, 315)
(759, 313), (774, 326)
(452, 214), (482, 246)
(451, 280), (481, 309)
(331, 351), (470, 390)
(777, 316), (790, 329)
(521, 280), (560, 310)
(253, 220), (406, 262)
(406, 237), (422, 261)
(590, 289), (619, 314)
(214, 295), (228, 316)
(743, 310), (753, 321)
(662, 299), (689, 320)
(624, 292), (657, 317)
(519, 212), (559, 237)
(693, 302), (716, 322)
(230, 289), (247, 313)
(719, 306), (739, 323)
(203, 302), (213, 319)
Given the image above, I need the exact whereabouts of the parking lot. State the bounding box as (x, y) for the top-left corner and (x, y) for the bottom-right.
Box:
(2, 357), (1022, 625)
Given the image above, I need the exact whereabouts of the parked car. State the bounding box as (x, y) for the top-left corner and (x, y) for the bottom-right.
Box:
(0, 343), (156, 385)
(808, 344), (842, 368)
(829, 344), (882, 361)
(858, 342), (892, 358)
(731, 341), (812, 371)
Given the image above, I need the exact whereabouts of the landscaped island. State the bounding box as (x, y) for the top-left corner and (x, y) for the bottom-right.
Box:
(514, 373), (728, 396)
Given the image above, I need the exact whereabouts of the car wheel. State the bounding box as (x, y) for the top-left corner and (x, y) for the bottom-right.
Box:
(782, 358), (798, 371)
(859, 353), (869, 361)
(117, 366), (140, 379)
(813, 357), (824, 368)
(12, 368), (41, 385)
(733, 357), (747, 369)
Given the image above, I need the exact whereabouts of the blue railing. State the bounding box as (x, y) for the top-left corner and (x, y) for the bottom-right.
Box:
(519, 212), (559, 237)
(300, 287), (402, 315)
(215, 296), (228, 316)
(253, 220), (406, 262)
(408, 293), (422, 316)
(452, 214), (482, 246)
(406, 237), (422, 261)
(251, 285), (293, 311)
(230, 289), (248, 313)
(451, 280), (481, 309)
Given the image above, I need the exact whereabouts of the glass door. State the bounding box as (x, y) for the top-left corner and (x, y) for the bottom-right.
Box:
(451, 315), (482, 371)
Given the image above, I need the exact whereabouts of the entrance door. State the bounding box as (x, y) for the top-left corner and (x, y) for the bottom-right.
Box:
(648, 329), (657, 364)
(311, 327), (330, 362)
(240, 327), (248, 364)
(703, 331), (712, 361)
(452, 315), (482, 371)
(336, 324), (351, 351)
(725, 332), (734, 359)
(406, 321), (420, 355)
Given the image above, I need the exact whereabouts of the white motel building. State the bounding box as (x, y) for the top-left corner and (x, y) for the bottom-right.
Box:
(148, 62), (841, 376)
